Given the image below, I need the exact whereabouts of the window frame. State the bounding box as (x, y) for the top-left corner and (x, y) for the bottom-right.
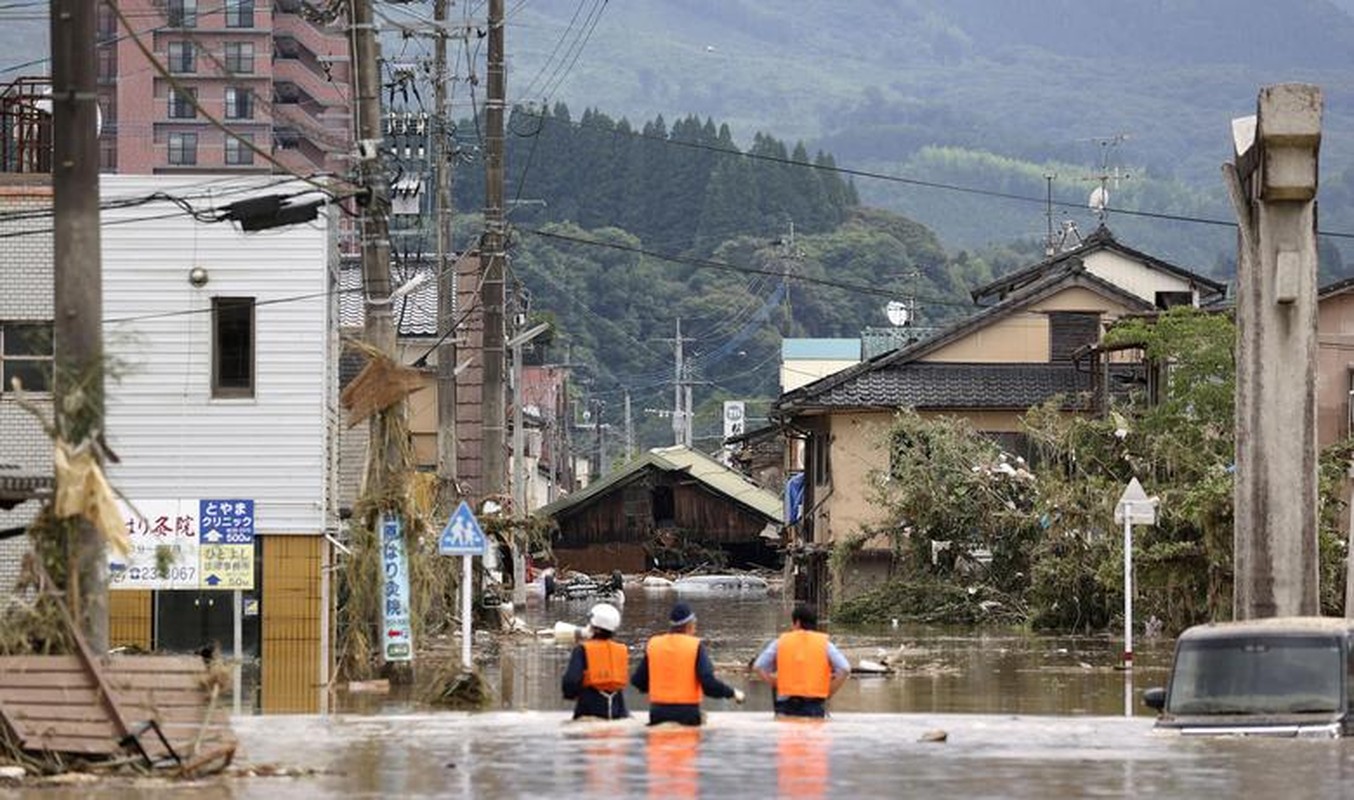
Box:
(167, 87), (197, 119)
(211, 297), (255, 399)
(223, 41), (254, 75)
(167, 131), (198, 165)
(0, 322), (55, 395)
(166, 0), (198, 28)
(223, 86), (252, 120)
(224, 134), (254, 166)
(225, 0), (255, 29)
(166, 41), (195, 74)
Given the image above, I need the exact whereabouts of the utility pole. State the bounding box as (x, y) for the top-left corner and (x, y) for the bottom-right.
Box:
(51, 0), (106, 652)
(683, 362), (694, 447)
(433, 0), (458, 496)
(1225, 84), (1323, 620)
(665, 318), (690, 446)
(353, 0), (410, 681)
(592, 398), (604, 481)
(624, 390), (633, 461)
(480, 0), (507, 502)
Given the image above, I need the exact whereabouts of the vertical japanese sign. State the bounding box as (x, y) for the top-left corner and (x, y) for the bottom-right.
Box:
(199, 499), (255, 590)
(109, 499), (201, 590)
(723, 400), (746, 439)
(381, 515), (414, 662)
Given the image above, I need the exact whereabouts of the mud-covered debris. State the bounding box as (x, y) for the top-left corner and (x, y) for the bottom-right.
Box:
(918, 729), (949, 743)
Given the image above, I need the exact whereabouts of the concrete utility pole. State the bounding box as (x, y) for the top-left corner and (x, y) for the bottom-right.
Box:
(666, 319), (693, 446)
(51, 0), (106, 652)
(624, 390), (633, 461)
(480, 0), (507, 502)
(433, 0), (458, 496)
(1224, 83), (1323, 620)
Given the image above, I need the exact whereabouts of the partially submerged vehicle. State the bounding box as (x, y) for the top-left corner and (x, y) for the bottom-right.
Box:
(1145, 617), (1354, 738)
(672, 574), (770, 596)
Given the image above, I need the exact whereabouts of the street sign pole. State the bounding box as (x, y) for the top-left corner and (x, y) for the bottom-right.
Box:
(233, 589), (243, 715)
(1123, 505), (1133, 669)
(462, 555), (473, 670)
(440, 500), (489, 673)
(1115, 477), (1158, 718)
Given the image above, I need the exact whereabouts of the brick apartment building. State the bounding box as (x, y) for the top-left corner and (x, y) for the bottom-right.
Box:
(97, 0), (352, 176)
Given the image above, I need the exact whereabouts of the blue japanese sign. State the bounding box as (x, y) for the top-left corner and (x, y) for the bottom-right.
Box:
(199, 498), (255, 590)
(199, 499), (255, 544)
(381, 514), (414, 662)
(439, 501), (488, 557)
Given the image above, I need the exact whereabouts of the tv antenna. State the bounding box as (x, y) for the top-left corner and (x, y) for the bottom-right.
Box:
(1082, 134), (1132, 224)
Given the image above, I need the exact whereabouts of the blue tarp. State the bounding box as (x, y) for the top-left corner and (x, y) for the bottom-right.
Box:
(785, 472), (805, 525)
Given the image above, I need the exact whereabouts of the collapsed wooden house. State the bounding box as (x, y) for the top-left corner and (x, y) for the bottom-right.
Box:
(539, 446), (784, 573)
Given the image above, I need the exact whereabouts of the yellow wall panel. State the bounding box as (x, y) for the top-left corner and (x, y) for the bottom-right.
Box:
(261, 535), (323, 713)
(108, 590), (151, 651)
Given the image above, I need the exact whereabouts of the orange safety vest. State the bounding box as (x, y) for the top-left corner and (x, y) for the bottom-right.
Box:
(774, 630), (832, 699)
(646, 633), (703, 704)
(581, 639), (629, 692)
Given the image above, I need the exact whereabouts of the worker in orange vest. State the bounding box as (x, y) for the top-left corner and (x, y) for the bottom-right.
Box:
(561, 603), (630, 720)
(631, 602), (744, 725)
(753, 604), (850, 718)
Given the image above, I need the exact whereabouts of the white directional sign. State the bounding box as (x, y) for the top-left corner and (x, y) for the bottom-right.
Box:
(440, 500), (488, 557)
(1114, 477), (1157, 526)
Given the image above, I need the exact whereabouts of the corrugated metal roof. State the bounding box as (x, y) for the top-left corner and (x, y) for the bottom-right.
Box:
(781, 338), (861, 360)
(538, 445), (783, 523)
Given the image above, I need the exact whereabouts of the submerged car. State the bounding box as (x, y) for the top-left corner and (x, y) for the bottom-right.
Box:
(1144, 617), (1354, 738)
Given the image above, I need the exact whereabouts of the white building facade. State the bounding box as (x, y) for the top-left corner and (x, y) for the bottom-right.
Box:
(101, 175), (338, 712)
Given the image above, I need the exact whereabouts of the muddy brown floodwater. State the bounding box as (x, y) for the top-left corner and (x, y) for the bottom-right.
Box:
(17, 592), (1354, 798)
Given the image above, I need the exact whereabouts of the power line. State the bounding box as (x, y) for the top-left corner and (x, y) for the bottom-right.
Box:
(516, 109), (1354, 241)
(519, 225), (979, 307)
(103, 0), (363, 197)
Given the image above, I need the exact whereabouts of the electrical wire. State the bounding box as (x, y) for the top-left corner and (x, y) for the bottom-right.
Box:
(103, 0), (363, 197)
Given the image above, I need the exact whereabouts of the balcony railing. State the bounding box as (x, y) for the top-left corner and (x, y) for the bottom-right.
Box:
(0, 77), (52, 174)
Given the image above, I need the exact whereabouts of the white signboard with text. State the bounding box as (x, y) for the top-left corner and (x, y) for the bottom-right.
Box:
(109, 498), (255, 590)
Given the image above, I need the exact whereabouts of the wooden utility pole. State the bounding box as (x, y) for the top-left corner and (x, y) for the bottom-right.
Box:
(51, 0), (106, 652)
(434, 0), (458, 495)
(480, 0), (507, 501)
(1224, 83), (1323, 620)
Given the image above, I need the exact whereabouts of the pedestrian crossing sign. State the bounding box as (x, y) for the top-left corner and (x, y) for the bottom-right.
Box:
(439, 500), (488, 556)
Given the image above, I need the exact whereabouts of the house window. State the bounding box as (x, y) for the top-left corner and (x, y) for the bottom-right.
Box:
(811, 431), (831, 487)
(97, 46), (117, 82)
(212, 298), (254, 398)
(167, 132), (197, 165)
(225, 0), (254, 28)
(167, 0), (197, 28)
(224, 134), (254, 165)
(1155, 291), (1194, 310)
(167, 42), (195, 74)
(1346, 368), (1354, 437)
(1, 322), (54, 394)
(224, 87), (252, 120)
(1048, 311), (1101, 362)
(167, 87), (197, 119)
(224, 42), (254, 74)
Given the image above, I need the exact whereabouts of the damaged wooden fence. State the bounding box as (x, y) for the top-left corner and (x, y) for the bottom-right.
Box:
(0, 654), (235, 773)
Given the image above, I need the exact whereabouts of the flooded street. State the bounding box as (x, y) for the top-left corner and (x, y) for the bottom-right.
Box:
(17, 594), (1354, 798)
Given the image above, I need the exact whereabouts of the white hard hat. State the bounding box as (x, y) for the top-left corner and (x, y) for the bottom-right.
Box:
(589, 603), (621, 633)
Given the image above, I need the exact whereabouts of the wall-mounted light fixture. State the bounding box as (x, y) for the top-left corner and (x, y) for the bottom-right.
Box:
(188, 266), (209, 288)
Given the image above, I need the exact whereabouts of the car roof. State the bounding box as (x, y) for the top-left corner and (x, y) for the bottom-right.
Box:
(1178, 616), (1354, 641)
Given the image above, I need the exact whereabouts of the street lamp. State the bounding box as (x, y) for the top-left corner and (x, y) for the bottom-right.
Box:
(508, 321), (550, 605)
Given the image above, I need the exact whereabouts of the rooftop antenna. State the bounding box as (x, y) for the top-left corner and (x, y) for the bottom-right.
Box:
(1082, 134), (1132, 224)
(1044, 173), (1057, 256)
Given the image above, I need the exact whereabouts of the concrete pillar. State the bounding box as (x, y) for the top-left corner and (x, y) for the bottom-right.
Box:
(1225, 84), (1323, 619)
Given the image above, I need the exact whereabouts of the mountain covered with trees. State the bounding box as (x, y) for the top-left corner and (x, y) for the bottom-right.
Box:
(508, 0), (1354, 272)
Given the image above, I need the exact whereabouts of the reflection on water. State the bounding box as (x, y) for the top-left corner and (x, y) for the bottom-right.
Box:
(21, 593), (1290, 799)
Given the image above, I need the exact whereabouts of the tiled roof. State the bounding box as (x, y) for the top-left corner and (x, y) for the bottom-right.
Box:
(804, 362), (1097, 410)
(775, 266), (1154, 414)
(338, 258), (441, 337)
(0, 463), (52, 510)
(970, 226), (1227, 304)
